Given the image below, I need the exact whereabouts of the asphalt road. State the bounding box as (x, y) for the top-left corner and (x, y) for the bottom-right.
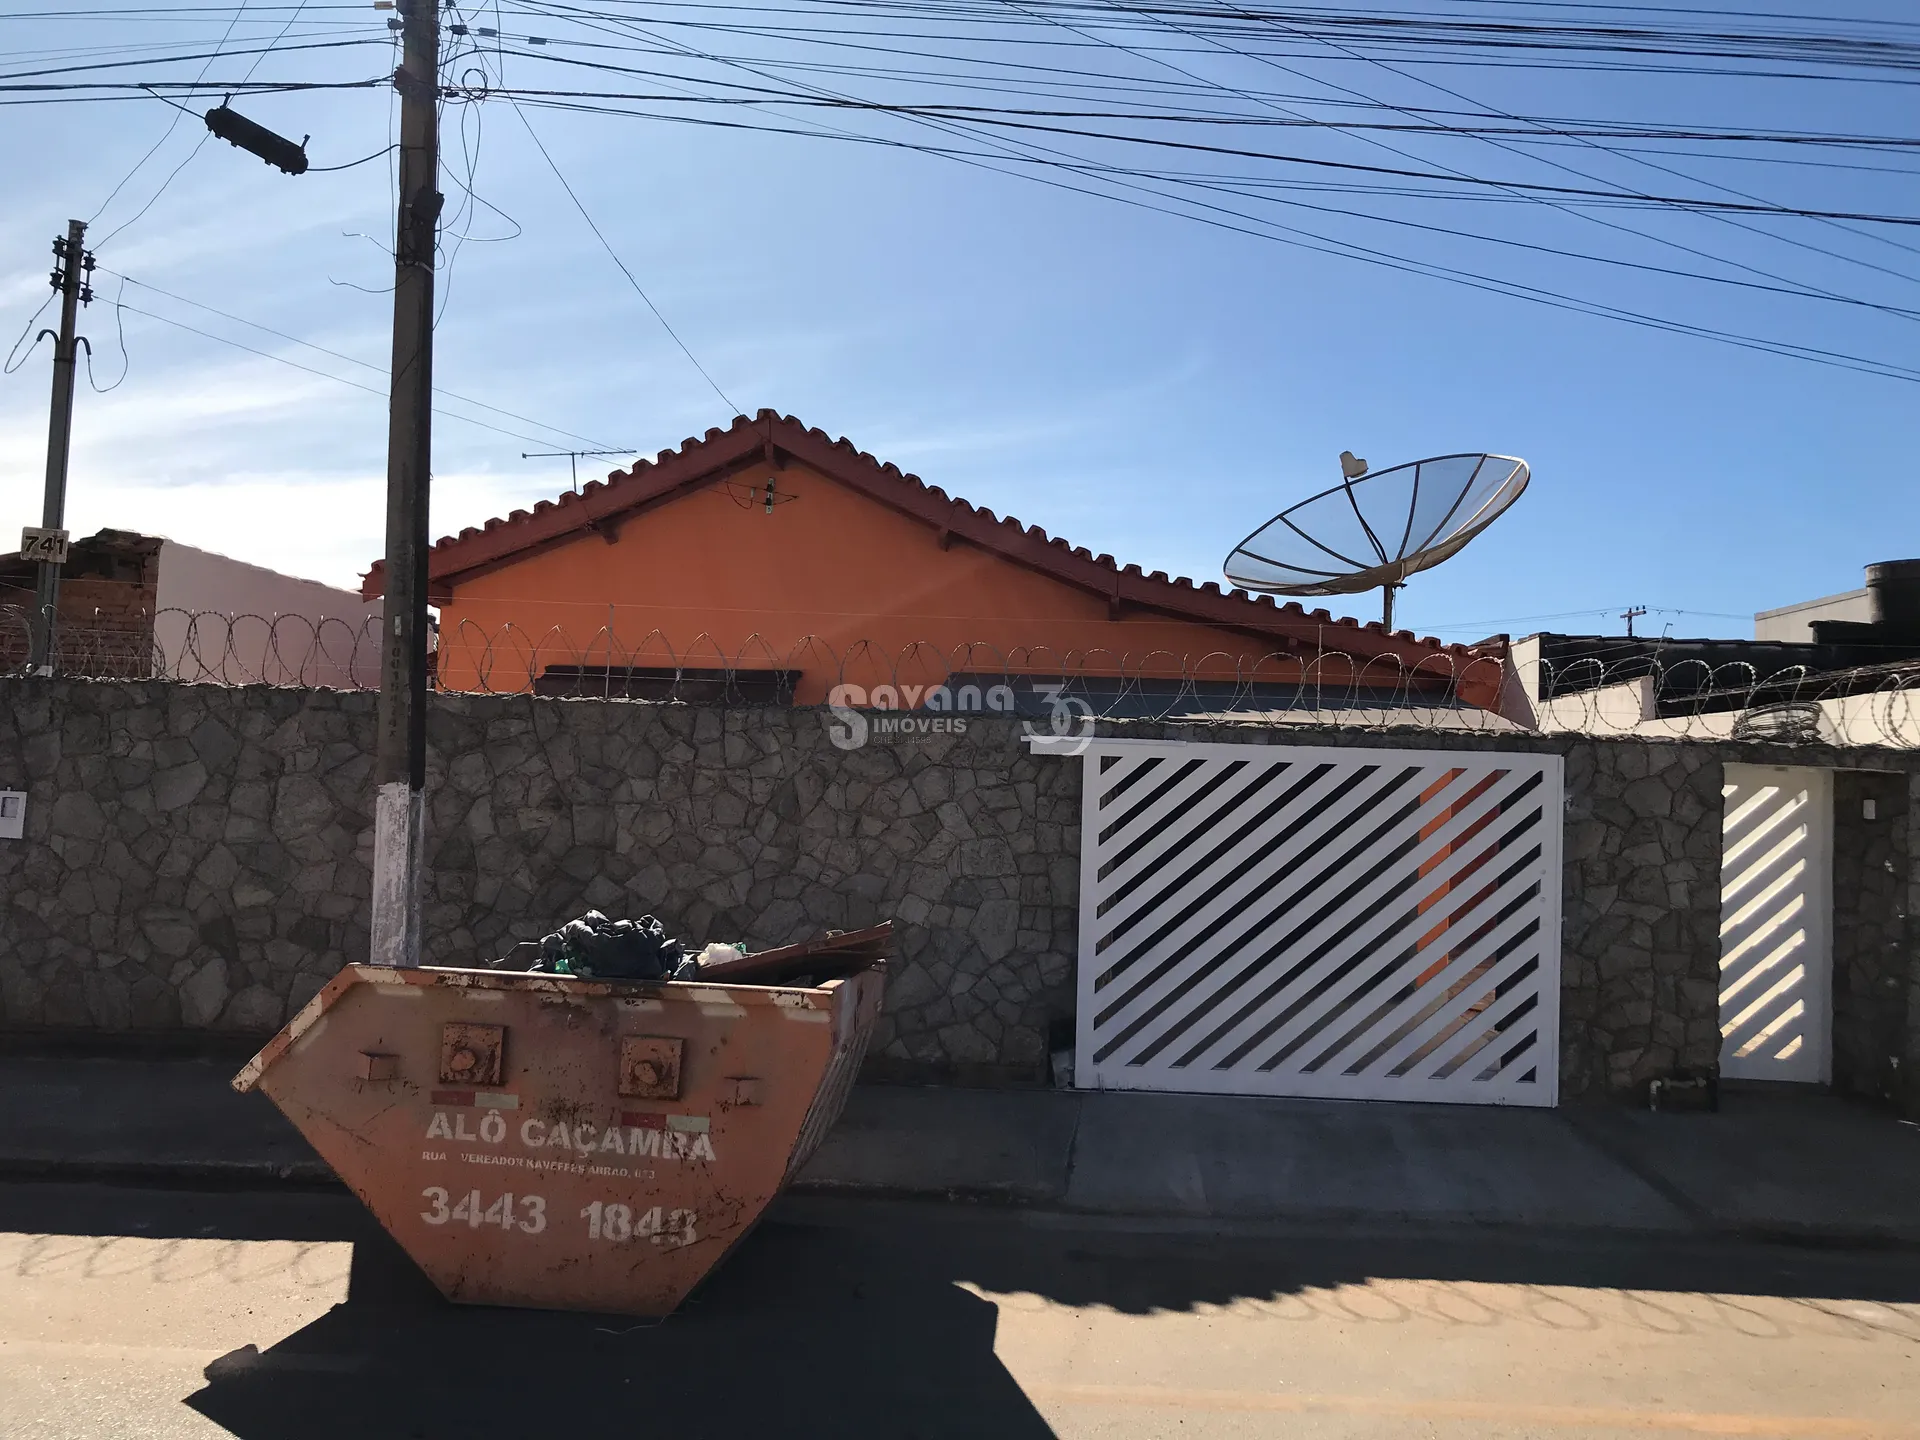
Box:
(1, 1179), (1916, 1440)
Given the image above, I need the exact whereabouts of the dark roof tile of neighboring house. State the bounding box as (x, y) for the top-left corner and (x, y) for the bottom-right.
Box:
(363, 410), (1502, 666)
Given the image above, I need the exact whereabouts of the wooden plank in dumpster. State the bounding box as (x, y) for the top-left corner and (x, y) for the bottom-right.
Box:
(234, 961), (884, 1316)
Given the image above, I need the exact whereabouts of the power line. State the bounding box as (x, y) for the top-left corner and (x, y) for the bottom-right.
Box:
(114, 299), (598, 448)
(509, 93), (1920, 383)
(458, 79), (1920, 325)
(306, 141), (396, 171)
(1168, 0), (1920, 302)
(511, 0), (1920, 33)
(0, 34), (386, 84)
(86, 0), (252, 246)
(93, 128), (210, 248)
(1417, 604), (1756, 633)
(1033, 0), (1920, 342)
(489, 6), (1920, 103)
(480, 9), (1920, 376)
(7, 0), (1913, 30)
(0, 20), (369, 70)
(518, 1), (1909, 371)
(487, 10), (1920, 353)
(444, 71), (1920, 154)
(100, 268), (619, 447)
(540, 0), (1920, 340)
(237, 0), (312, 84)
(86, 275), (132, 392)
(22, 33), (1920, 156)
(445, 10), (1889, 124)
(21, 62), (1920, 166)
(489, 0), (1920, 87)
(2, 291), (56, 374)
(483, 70), (1920, 227)
(0, 78), (384, 98)
(507, 97), (740, 414)
(16, 0), (1916, 392)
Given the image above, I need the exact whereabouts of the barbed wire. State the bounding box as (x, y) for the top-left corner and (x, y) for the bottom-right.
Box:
(4, 605), (1920, 747)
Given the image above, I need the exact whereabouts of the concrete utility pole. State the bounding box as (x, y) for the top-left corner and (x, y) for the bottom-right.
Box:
(28, 219), (90, 673)
(370, 0), (442, 968)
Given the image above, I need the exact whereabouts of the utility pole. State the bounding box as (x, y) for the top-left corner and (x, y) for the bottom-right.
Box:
(370, 0), (441, 969)
(27, 220), (91, 673)
(1621, 605), (1647, 639)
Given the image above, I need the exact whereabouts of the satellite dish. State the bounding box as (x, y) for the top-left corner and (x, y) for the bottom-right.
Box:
(1224, 452), (1529, 631)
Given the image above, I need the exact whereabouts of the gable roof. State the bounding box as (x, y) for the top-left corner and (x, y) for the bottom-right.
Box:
(362, 410), (1503, 667)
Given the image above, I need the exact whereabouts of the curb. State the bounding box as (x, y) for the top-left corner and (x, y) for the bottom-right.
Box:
(6, 1155), (1918, 1250)
(0, 1156), (340, 1190)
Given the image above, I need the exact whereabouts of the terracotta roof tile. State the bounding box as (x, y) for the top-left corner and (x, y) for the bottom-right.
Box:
(362, 410), (1501, 665)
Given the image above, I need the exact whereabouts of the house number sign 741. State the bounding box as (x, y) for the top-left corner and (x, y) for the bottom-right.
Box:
(19, 528), (69, 565)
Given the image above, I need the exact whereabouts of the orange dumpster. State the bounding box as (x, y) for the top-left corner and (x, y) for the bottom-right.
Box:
(232, 927), (887, 1316)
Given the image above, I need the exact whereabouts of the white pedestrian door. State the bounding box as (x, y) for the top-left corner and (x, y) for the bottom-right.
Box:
(1055, 737), (1563, 1108)
(1718, 764), (1832, 1084)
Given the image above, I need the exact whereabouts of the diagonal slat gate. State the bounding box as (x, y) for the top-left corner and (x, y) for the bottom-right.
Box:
(1718, 764), (1831, 1084)
(1060, 738), (1563, 1106)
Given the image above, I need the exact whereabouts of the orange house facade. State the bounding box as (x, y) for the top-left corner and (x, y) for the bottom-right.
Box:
(363, 412), (1505, 712)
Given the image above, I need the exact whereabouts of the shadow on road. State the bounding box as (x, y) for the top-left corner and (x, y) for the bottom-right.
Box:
(181, 1217), (1052, 1440)
(4, 1178), (1920, 1439)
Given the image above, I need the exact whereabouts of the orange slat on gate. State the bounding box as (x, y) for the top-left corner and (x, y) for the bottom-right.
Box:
(1411, 768), (1507, 987)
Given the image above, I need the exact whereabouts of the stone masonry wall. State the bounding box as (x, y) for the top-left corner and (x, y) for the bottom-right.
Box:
(0, 682), (1076, 1082)
(3, 678), (1916, 1102)
(1906, 773), (1920, 1116)
(1557, 742), (1725, 1101)
(1831, 771), (1911, 1104)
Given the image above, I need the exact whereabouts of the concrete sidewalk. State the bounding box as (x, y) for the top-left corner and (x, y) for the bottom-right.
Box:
(2, 1056), (1917, 1243)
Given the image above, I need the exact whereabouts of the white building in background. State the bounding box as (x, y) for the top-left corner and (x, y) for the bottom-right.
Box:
(153, 538), (372, 619)
(2, 528), (381, 688)
(1754, 586), (1873, 643)
(152, 538), (382, 689)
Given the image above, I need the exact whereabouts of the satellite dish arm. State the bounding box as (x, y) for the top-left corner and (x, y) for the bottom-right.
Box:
(1232, 545), (1348, 581)
(1404, 453), (1491, 558)
(1394, 464), (1423, 564)
(1340, 477), (1393, 565)
(1278, 513), (1377, 573)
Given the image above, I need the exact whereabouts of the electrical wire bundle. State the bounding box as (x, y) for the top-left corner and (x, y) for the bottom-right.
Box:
(1, 0), (1916, 396)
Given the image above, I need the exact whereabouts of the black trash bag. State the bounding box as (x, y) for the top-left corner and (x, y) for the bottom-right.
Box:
(504, 911), (700, 981)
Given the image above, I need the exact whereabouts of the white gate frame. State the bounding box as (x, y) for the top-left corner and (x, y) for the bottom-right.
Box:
(1031, 734), (1564, 1107)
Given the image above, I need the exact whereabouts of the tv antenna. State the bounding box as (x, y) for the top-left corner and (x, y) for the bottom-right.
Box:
(522, 448), (638, 494)
(1223, 451), (1530, 632)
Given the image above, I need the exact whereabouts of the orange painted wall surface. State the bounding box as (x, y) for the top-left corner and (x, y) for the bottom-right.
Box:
(436, 460), (1406, 701)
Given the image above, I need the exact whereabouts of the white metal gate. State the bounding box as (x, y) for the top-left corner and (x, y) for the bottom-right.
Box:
(1719, 764), (1832, 1084)
(1055, 737), (1563, 1107)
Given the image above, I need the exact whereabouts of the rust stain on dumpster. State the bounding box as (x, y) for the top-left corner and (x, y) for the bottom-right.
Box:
(234, 957), (884, 1317)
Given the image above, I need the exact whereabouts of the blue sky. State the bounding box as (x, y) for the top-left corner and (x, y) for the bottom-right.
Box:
(2, 1), (1915, 645)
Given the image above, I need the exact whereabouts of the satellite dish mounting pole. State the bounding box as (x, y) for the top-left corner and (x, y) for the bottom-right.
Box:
(1382, 582), (1398, 632)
